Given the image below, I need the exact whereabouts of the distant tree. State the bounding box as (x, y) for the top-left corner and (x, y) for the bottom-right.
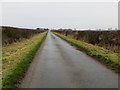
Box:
(44, 28), (49, 31)
(36, 28), (40, 30)
(68, 29), (72, 31)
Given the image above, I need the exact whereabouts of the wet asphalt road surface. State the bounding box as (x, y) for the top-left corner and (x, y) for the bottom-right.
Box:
(20, 31), (118, 88)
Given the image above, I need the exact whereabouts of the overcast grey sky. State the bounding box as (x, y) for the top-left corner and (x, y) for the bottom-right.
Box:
(2, 2), (118, 29)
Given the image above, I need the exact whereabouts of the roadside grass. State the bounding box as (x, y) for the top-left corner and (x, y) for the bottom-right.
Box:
(53, 32), (120, 72)
(2, 32), (47, 88)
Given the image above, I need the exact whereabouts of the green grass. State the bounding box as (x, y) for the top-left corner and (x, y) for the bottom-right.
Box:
(2, 32), (47, 88)
(53, 32), (120, 72)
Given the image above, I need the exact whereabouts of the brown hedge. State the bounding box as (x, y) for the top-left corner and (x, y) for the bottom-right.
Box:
(53, 30), (120, 53)
(1, 26), (45, 46)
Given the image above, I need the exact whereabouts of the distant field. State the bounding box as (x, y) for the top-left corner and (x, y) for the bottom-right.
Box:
(53, 30), (120, 53)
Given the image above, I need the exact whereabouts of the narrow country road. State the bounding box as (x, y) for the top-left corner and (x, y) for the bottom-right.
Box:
(20, 31), (118, 88)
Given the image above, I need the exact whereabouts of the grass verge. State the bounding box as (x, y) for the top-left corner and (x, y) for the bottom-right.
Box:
(53, 32), (120, 73)
(2, 32), (47, 88)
